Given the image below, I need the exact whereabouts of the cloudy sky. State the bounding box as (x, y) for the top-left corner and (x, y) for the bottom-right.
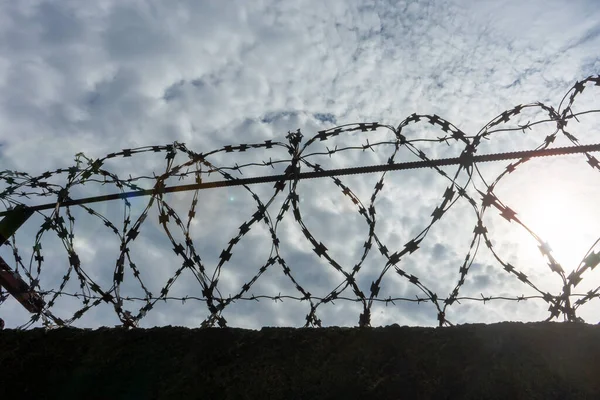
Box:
(1, 0), (600, 330)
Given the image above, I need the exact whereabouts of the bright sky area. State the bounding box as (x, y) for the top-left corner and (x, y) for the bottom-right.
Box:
(1, 0), (600, 329)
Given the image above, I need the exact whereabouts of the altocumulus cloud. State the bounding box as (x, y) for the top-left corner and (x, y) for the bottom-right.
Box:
(1, 0), (600, 329)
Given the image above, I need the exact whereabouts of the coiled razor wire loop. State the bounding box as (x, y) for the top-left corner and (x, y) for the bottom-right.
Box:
(1, 75), (600, 329)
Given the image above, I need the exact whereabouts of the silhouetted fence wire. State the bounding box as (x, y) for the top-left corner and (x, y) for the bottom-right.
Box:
(1, 75), (600, 330)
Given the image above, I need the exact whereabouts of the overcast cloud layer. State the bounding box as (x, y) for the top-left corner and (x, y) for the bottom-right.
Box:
(1, 0), (600, 329)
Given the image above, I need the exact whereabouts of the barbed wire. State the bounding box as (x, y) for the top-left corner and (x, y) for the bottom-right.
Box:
(1, 75), (600, 330)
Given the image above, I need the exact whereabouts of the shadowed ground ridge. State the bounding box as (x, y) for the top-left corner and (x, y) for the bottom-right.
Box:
(1, 322), (600, 399)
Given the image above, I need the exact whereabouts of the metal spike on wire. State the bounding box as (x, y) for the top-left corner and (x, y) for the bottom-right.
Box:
(1, 75), (600, 330)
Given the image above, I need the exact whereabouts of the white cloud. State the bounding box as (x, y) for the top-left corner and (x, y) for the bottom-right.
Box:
(1, 0), (600, 330)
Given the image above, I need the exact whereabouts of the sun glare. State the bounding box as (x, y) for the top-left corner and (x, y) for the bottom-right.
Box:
(508, 177), (600, 272)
